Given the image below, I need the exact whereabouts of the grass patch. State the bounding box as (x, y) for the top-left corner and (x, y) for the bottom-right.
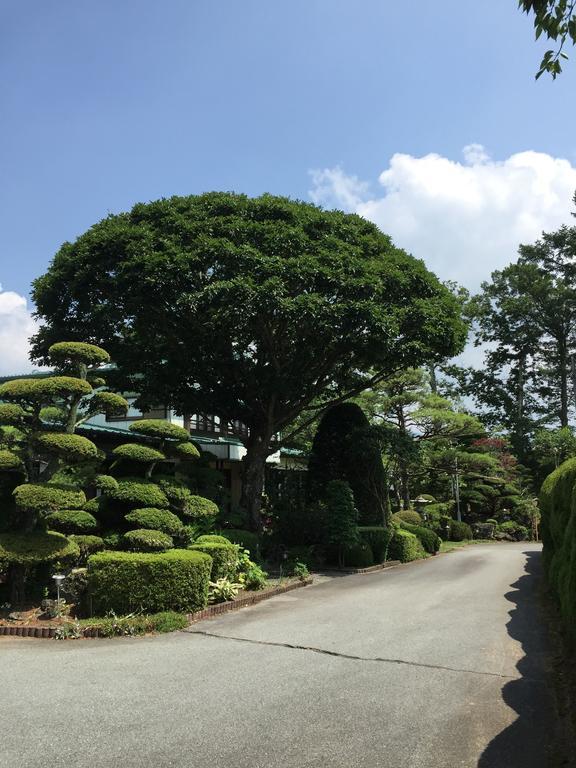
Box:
(74, 611), (188, 637)
(439, 539), (494, 553)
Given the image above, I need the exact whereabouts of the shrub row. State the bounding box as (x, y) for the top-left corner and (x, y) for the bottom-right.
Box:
(388, 529), (425, 563)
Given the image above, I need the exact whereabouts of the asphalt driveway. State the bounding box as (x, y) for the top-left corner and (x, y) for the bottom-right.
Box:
(0, 543), (556, 767)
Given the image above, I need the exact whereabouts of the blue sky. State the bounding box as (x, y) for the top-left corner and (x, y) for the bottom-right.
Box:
(1, 1), (576, 371)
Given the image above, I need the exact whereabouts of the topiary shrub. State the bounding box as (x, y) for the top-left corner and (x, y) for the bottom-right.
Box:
(0, 450), (23, 471)
(129, 420), (191, 442)
(499, 521), (529, 541)
(358, 526), (392, 563)
(188, 541), (238, 580)
(93, 475), (119, 494)
(0, 530), (79, 568)
(399, 521), (441, 554)
(110, 478), (169, 509)
(388, 529), (425, 562)
(393, 509), (423, 526)
(324, 479), (359, 567)
(13, 483), (86, 513)
(182, 495), (219, 528)
(87, 549), (212, 614)
(112, 444), (165, 463)
(35, 432), (99, 463)
(194, 534), (232, 545)
(102, 531), (124, 550)
(0, 403), (28, 426)
(124, 529), (174, 552)
(307, 402), (389, 526)
(125, 508), (183, 536)
(69, 535), (105, 563)
(48, 341), (110, 366)
(449, 520), (473, 541)
(44, 509), (99, 534)
(0, 376), (92, 403)
(218, 529), (260, 557)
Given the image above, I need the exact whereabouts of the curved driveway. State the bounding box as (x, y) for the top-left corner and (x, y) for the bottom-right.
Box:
(0, 543), (556, 767)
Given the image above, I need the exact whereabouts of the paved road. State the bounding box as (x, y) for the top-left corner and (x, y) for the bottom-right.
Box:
(0, 543), (557, 767)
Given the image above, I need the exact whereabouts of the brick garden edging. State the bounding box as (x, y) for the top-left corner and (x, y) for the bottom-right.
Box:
(319, 560), (400, 575)
(186, 577), (314, 624)
(0, 578), (314, 639)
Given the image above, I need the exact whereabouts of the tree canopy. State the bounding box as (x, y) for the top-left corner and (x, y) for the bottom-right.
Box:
(31, 192), (467, 528)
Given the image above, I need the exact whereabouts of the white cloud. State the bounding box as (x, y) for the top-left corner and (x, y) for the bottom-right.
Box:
(0, 287), (38, 375)
(309, 145), (576, 289)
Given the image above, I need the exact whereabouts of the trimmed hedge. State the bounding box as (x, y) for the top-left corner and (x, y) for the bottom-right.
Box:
(388, 529), (425, 562)
(393, 510), (423, 526)
(341, 542), (374, 568)
(0, 531), (79, 567)
(125, 508), (183, 535)
(87, 549), (213, 614)
(112, 443), (165, 463)
(399, 522), (441, 554)
(183, 495), (219, 522)
(128, 420), (190, 442)
(0, 376), (92, 402)
(48, 341), (110, 365)
(189, 541), (238, 580)
(124, 529), (174, 552)
(35, 432), (99, 462)
(0, 450), (23, 471)
(45, 509), (99, 534)
(69, 535), (105, 562)
(14, 483), (86, 513)
(110, 478), (169, 508)
(0, 403), (28, 425)
(358, 526), (392, 563)
(449, 520), (473, 542)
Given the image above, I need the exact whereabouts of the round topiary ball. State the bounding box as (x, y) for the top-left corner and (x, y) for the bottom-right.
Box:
(109, 478), (169, 508)
(123, 528), (174, 552)
(0, 376), (92, 402)
(125, 508), (183, 535)
(129, 419), (190, 442)
(13, 483), (86, 513)
(89, 392), (129, 417)
(44, 509), (99, 534)
(183, 495), (219, 522)
(0, 403), (28, 426)
(0, 530), (80, 567)
(170, 442), (200, 460)
(112, 443), (166, 463)
(48, 341), (111, 366)
(93, 475), (120, 494)
(35, 432), (99, 462)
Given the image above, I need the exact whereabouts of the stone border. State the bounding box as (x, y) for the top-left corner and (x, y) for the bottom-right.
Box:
(0, 578), (314, 639)
(186, 577), (313, 623)
(318, 560), (400, 575)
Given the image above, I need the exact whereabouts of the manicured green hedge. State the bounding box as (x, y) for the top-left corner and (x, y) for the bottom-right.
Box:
(393, 509), (423, 526)
(45, 509), (99, 534)
(124, 529), (174, 552)
(0, 531), (79, 567)
(110, 478), (169, 508)
(189, 540), (238, 580)
(539, 458), (576, 640)
(388, 529), (425, 562)
(399, 522), (441, 554)
(358, 526), (392, 563)
(69, 535), (105, 563)
(341, 542), (374, 568)
(13, 483), (86, 513)
(87, 549), (213, 614)
(112, 443), (165, 462)
(125, 508), (183, 535)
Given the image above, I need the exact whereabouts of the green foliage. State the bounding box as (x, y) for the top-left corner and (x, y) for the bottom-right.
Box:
(102, 531), (124, 550)
(182, 495), (219, 524)
(49, 341), (110, 366)
(189, 540), (238, 580)
(208, 577), (242, 603)
(124, 529), (174, 552)
(125, 508), (183, 535)
(13, 483), (86, 512)
(110, 477), (169, 508)
(308, 403), (389, 526)
(449, 520), (473, 541)
(112, 443), (165, 463)
(358, 526), (392, 563)
(340, 542), (374, 568)
(129, 420), (191, 442)
(87, 549), (212, 614)
(0, 376), (92, 402)
(242, 563), (268, 590)
(499, 521), (529, 540)
(0, 450), (23, 471)
(0, 404), (28, 426)
(519, 0), (576, 78)
(291, 561), (310, 580)
(394, 509), (423, 526)
(93, 474), (119, 494)
(388, 529), (425, 562)
(399, 521), (441, 554)
(194, 534), (232, 545)
(68, 535), (105, 563)
(77, 610), (188, 636)
(45, 509), (99, 534)
(218, 529), (260, 557)
(35, 432), (99, 462)
(324, 480), (359, 567)
(0, 531), (79, 566)
(88, 392), (129, 417)
(170, 441), (201, 459)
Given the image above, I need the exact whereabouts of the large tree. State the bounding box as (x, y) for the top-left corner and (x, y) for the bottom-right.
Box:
(31, 193), (467, 530)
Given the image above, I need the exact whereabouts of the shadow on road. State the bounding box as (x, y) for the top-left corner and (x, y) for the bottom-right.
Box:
(477, 550), (556, 768)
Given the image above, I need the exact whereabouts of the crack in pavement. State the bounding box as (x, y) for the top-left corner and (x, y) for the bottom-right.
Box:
(187, 629), (518, 680)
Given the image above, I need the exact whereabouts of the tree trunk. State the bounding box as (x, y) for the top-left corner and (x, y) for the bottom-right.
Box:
(241, 439), (271, 532)
(400, 465), (411, 510)
(9, 564), (26, 607)
(559, 338), (569, 427)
